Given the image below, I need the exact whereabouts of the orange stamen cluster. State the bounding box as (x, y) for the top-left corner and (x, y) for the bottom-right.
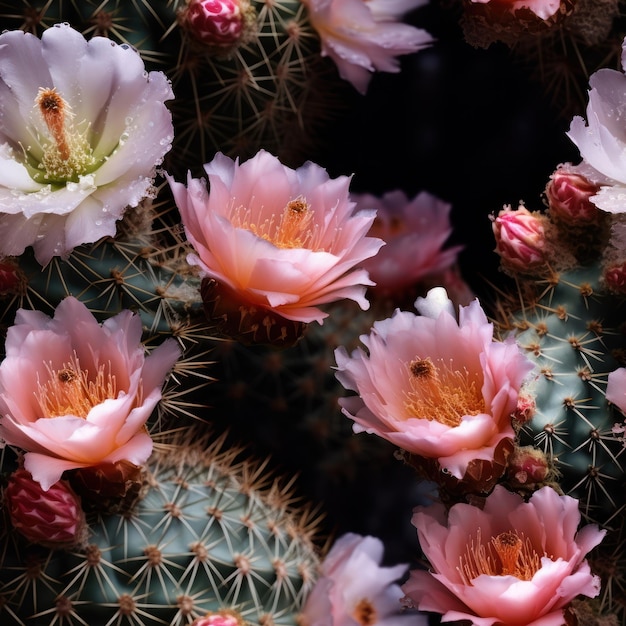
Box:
(458, 529), (543, 585)
(230, 197), (319, 249)
(35, 353), (119, 419)
(404, 356), (484, 426)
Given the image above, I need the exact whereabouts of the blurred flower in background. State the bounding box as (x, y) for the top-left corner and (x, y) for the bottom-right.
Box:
(352, 190), (462, 298)
(301, 532), (424, 626)
(302, 0), (433, 94)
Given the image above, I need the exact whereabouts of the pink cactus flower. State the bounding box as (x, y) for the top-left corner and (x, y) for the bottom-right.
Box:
(301, 0), (433, 94)
(0, 297), (180, 491)
(402, 485), (605, 626)
(0, 24), (174, 265)
(301, 533), (427, 626)
(181, 0), (248, 47)
(492, 205), (547, 271)
(334, 288), (534, 479)
(167, 150), (384, 324)
(352, 190), (462, 296)
(4, 468), (86, 546)
(545, 167), (600, 223)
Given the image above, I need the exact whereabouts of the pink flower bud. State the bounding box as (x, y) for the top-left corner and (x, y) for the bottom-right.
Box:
(4, 468), (86, 547)
(604, 262), (626, 294)
(182, 0), (246, 47)
(492, 205), (547, 271)
(191, 611), (244, 626)
(512, 390), (536, 424)
(545, 169), (600, 223)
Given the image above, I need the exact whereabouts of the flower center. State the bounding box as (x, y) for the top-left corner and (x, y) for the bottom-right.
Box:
(458, 529), (543, 585)
(230, 197), (319, 249)
(353, 598), (377, 626)
(34, 87), (96, 183)
(35, 352), (120, 419)
(403, 357), (484, 426)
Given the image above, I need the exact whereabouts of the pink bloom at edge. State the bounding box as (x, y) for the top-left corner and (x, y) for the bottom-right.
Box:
(0, 297), (180, 491)
(167, 150), (384, 324)
(301, 533), (428, 626)
(302, 0), (433, 94)
(402, 485), (605, 626)
(352, 189), (462, 295)
(334, 288), (534, 478)
(469, 0), (562, 21)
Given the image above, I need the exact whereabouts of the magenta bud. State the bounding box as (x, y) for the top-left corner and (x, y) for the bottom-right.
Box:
(4, 468), (86, 547)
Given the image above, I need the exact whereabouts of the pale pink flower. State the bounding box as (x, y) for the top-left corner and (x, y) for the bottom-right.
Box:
(402, 485), (605, 626)
(352, 190), (462, 295)
(302, 0), (433, 94)
(491, 205), (547, 271)
(469, 0), (561, 21)
(4, 468), (86, 546)
(0, 24), (174, 265)
(0, 297), (180, 491)
(567, 37), (626, 214)
(334, 288), (534, 478)
(301, 533), (426, 626)
(167, 150), (383, 324)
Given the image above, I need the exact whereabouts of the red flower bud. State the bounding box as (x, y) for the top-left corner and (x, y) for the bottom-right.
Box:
(545, 169), (600, 223)
(4, 468), (86, 547)
(604, 262), (626, 294)
(182, 0), (247, 47)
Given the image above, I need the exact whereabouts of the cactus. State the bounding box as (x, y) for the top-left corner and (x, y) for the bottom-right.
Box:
(0, 428), (322, 625)
(491, 199), (626, 622)
(498, 262), (626, 528)
(0, 0), (346, 173)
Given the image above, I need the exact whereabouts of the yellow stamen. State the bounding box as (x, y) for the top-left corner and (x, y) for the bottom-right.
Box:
(404, 357), (484, 426)
(458, 529), (543, 585)
(230, 197), (319, 249)
(36, 353), (120, 419)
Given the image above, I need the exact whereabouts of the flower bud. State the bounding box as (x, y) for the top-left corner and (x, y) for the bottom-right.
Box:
(506, 445), (551, 488)
(181, 0), (248, 47)
(604, 262), (626, 294)
(512, 390), (536, 425)
(492, 205), (547, 271)
(4, 468), (86, 547)
(545, 169), (600, 223)
(191, 610), (245, 626)
(0, 258), (25, 296)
